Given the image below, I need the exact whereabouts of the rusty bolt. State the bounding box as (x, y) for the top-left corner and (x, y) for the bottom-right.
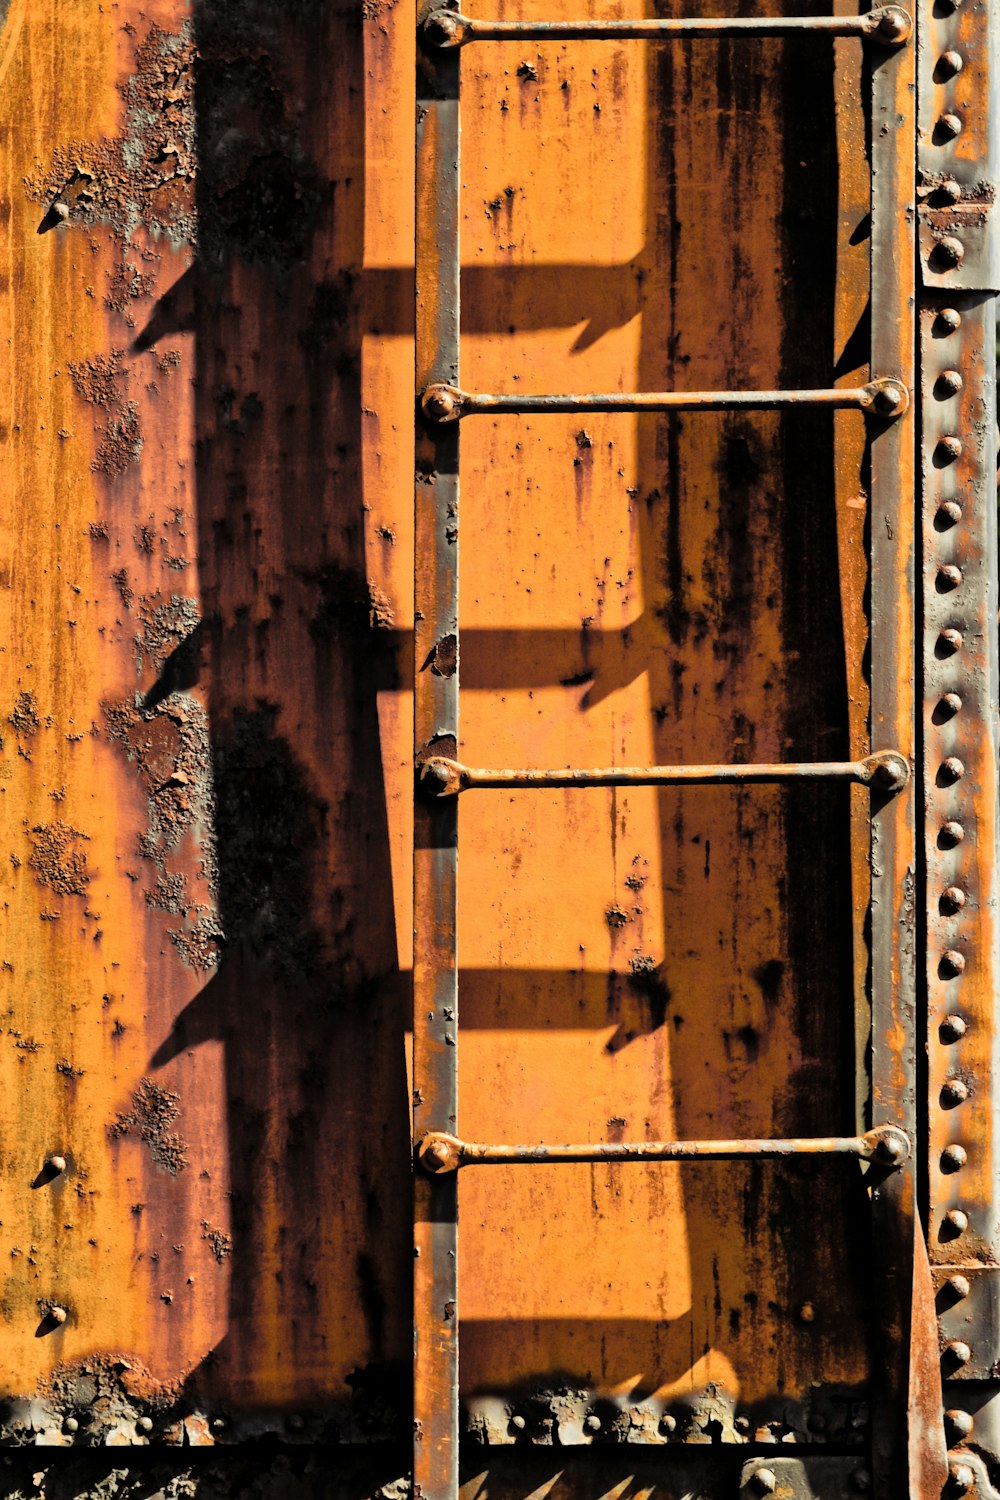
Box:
(938, 691), (963, 717)
(934, 238), (966, 270)
(940, 1015), (968, 1043)
(938, 306), (963, 330)
(945, 1207), (970, 1234)
(941, 886), (967, 913)
(750, 1469), (777, 1496)
(938, 567), (963, 592)
(798, 1301), (816, 1323)
(938, 628), (964, 654)
(942, 1077), (970, 1106)
(937, 435), (964, 461)
(46, 1155), (66, 1174)
(937, 501), (963, 528)
(941, 949), (966, 976)
(870, 1126), (910, 1167)
(421, 384), (460, 423)
(948, 1461), (975, 1494)
(937, 369), (964, 396)
(137, 1415), (153, 1432)
(938, 51), (964, 78)
(421, 1138), (454, 1173)
(945, 1410), (974, 1442)
(659, 1413), (677, 1435)
(211, 1416), (227, 1433)
(938, 113), (963, 140)
(584, 1414), (602, 1434)
(420, 759), (453, 796)
(875, 6), (910, 41)
(871, 382), (906, 416)
(63, 1416), (78, 1434)
(735, 1415), (751, 1434)
(939, 179), (962, 204)
(947, 1273), (971, 1300)
(510, 1414), (526, 1431)
(941, 1143), (969, 1171)
(946, 1339), (972, 1366)
(422, 9), (463, 46)
(940, 757), (965, 783)
(49, 1306), (68, 1325)
(940, 820), (966, 847)
(850, 1472), (872, 1495)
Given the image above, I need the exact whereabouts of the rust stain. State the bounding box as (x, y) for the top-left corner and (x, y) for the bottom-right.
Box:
(26, 822), (91, 896)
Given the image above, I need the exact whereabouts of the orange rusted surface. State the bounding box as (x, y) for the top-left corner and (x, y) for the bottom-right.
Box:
(1, 0), (897, 1474)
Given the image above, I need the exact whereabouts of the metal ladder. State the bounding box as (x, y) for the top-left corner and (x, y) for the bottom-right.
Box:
(413, 7), (919, 1497)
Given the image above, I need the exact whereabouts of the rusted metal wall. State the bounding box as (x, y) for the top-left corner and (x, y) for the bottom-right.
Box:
(0, 0), (995, 1495)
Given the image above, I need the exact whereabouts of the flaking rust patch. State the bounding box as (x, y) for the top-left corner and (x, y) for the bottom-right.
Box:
(112, 1076), (188, 1175)
(27, 822), (91, 897)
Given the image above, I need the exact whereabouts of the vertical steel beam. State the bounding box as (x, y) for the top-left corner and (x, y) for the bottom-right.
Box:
(868, 23), (948, 1500)
(414, 18), (461, 1500)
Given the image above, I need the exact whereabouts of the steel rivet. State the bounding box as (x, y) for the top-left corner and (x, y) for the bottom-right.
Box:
(949, 1461), (975, 1493)
(940, 821), (966, 847)
(750, 1469), (777, 1496)
(850, 1471), (872, 1495)
(937, 501), (963, 528)
(945, 1207), (970, 1234)
(942, 1077), (970, 1106)
(938, 113), (963, 140)
(422, 9), (462, 45)
(934, 239), (966, 270)
(947, 1273), (971, 1300)
(945, 1410), (975, 1442)
(940, 1014), (968, 1043)
(941, 886), (967, 913)
(422, 385), (459, 423)
(940, 756), (966, 783)
(584, 1414), (601, 1434)
(938, 628), (964, 655)
(510, 1414), (526, 1431)
(872, 382), (906, 416)
(937, 369), (964, 396)
(63, 1416), (78, 1434)
(46, 1155), (66, 1174)
(798, 1301), (815, 1323)
(876, 6), (910, 40)
(938, 51), (964, 78)
(137, 1415), (153, 1432)
(659, 1412), (677, 1434)
(945, 1339), (972, 1366)
(939, 179), (962, 204)
(941, 949), (966, 976)
(49, 1306), (67, 1324)
(938, 567), (963, 592)
(937, 434), (964, 461)
(938, 306), (963, 330)
(211, 1416), (227, 1433)
(939, 692), (963, 717)
(941, 1143), (968, 1170)
(735, 1414), (751, 1433)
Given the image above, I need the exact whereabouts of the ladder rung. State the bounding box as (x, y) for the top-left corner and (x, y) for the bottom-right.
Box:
(420, 378), (909, 423)
(417, 1125), (911, 1174)
(417, 750), (910, 798)
(421, 7), (912, 47)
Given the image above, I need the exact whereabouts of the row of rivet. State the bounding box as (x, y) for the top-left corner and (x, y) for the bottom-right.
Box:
(930, 304), (976, 1490)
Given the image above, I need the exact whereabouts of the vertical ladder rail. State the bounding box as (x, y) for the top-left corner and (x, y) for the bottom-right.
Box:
(868, 25), (947, 1498)
(414, 27), (460, 1500)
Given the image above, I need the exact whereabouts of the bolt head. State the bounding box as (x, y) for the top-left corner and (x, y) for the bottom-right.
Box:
(510, 1413), (526, 1431)
(946, 1339), (973, 1366)
(876, 6), (910, 40)
(938, 306), (963, 330)
(211, 1416), (227, 1433)
(939, 179), (962, 204)
(422, 9), (462, 45)
(941, 1143), (968, 1171)
(939, 691), (963, 717)
(872, 382), (905, 415)
(940, 821), (966, 847)
(938, 567), (963, 593)
(46, 1155), (66, 1174)
(659, 1412), (677, 1434)
(941, 886), (967, 913)
(938, 369), (964, 396)
(423, 386), (457, 422)
(421, 1138), (453, 1172)
(934, 238), (966, 270)
(940, 757), (966, 784)
(942, 1076), (970, 1106)
(945, 1207), (970, 1234)
(937, 435), (964, 461)
(798, 1301), (815, 1322)
(137, 1415), (153, 1432)
(940, 1014), (968, 1043)
(938, 628), (964, 655)
(63, 1416), (78, 1434)
(941, 948), (967, 976)
(49, 1306), (67, 1325)
(750, 1468), (777, 1496)
(939, 113), (963, 140)
(947, 1273), (972, 1300)
(938, 51), (964, 78)
(937, 501), (963, 528)
(945, 1409), (974, 1442)
(584, 1414), (601, 1434)
(735, 1415), (751, 1433)
(949, 1460), (975, 1493)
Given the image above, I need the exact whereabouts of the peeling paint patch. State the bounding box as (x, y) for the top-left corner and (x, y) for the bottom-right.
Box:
(112, 1077), (188, 1175)
(8, 691), (40, 738)
(26, 823), (91, 897)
